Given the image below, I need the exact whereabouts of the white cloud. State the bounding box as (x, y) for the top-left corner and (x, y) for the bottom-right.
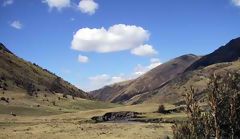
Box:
(85, 58), (161, 90)
(134, 58), (161, 76)
(71, 24), (150, 53)
(10, 20), (22, 29)
(148, 58), (162, 69)
(43, 0), (70, 10)
(88, 74), (126, 90)
(2, 0), (13, 7)
(134, 64), (147, 76)
(78, 0), (98, 15)
(131, 44), (158, 56)
(232, 0), (240, 6)
(78, 54), (89, 63)
(88, 74), (110, 90)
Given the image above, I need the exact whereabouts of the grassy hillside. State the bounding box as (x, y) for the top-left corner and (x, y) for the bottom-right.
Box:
(0, 90), (120, 116)
(0, 43), (89, 99)
(143, 60), (240, 104)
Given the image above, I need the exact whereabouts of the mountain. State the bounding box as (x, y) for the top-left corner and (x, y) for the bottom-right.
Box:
(91, 54), (200, 104)
(91, 37), (240, 105)
(0, 43), (89, 99)
(144, 60), (240, 104)
(185, 37), (240, 71)
(147, 37), (240, 104)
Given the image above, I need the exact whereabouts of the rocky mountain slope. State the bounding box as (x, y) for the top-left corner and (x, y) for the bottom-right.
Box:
(0, 43), (89, 99)
(91, 54), (200, 103)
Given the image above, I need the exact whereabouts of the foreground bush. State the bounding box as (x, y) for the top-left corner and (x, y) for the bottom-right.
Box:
(172, 72), (240, 139)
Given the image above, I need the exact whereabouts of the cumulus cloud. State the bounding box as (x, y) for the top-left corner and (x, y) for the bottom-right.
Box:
(134, 58), (161, 76)
(88, 74), (126, 90)
(42, 0), (70, 10)
(71, 24), (150, 53)
(148, 58), (162, 69)
(10, 20), (22, 29)
(78, 54), (89, 63)
(2, 0), (13, 7)
(131, 44), (158, 56)
(86, 58), (161, 90)
(78, 0), (98, 15)
(232, 0), (240, 6)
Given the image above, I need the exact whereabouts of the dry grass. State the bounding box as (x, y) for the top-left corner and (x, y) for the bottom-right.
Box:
(0, 94), (179, 139)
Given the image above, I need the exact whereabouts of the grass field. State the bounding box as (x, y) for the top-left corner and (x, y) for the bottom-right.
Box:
(0, 91), (185, 139)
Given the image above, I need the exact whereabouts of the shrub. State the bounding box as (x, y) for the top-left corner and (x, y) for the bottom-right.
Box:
(0, 97), (9, 103)
(158, 105), (166, 113)
(27, 83), (35, 96)
(63, 94), (67, 98)
(52, 101), (56, 106)
(10, 112), (16, 116)
(172, 72), (240, 139)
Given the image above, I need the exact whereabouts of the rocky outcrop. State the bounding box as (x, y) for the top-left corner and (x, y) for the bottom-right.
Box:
(91, 111), (141, 123)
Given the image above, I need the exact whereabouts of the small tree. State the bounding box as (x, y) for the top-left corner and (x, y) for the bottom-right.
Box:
(52, 101), (56, 106)
(158, 105), (165, 113)
(172, 86), (205, 138)
(63, 94), (67, 98)
(27, 83), (35, 96)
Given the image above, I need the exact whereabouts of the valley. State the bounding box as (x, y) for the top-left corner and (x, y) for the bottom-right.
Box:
(0, 35), (240, 139)
(2, 0), (240, 138)
(0, 95), (180, 139)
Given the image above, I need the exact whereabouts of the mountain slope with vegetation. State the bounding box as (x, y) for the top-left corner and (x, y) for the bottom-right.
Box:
(134, 38), (240, 104)
(91, 37), (240, 105)
(0, 43), (89, 99)
(91, 54), (200, 103)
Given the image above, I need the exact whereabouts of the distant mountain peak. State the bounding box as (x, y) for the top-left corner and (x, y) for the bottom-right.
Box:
(185, 37), (240, 71)
(227, 37), (240, 45)
(174, 54), (199, 61)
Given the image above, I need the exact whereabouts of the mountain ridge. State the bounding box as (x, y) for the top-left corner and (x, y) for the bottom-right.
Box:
(91, 54), (200, 103)
(185, 37), (240, 71)
(91, 37), (240, 104)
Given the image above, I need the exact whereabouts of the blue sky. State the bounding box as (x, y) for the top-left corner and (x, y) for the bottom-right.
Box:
(1, 0), (240, 91)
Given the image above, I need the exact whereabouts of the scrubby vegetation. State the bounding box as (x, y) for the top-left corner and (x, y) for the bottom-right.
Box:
(172, 72), (240, 139)
(158, 105), (166, 113)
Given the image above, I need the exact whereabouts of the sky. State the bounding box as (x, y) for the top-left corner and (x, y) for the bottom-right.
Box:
(1, 0), (240, 91)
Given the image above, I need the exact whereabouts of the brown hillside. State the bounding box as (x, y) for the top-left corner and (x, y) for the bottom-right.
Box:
(91, 54), (200, 103)
(0, 43), (89, 99)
